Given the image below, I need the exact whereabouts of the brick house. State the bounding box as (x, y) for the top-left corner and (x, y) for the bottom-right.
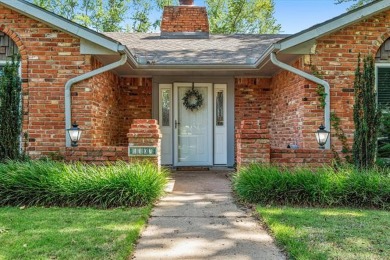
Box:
(0, 0), (389, 167)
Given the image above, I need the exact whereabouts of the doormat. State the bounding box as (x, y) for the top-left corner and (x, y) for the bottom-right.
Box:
(175, 166), (210, 171)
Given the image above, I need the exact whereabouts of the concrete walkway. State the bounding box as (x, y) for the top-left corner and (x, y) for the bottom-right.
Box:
(132, 170), (285, 260)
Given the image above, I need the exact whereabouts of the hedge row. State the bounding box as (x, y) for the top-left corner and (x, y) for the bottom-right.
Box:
(233, 164), (390, 209)
(0, 161), (168, 208)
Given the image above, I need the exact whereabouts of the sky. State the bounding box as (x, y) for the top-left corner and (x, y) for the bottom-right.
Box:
(192, 0), (352, 34)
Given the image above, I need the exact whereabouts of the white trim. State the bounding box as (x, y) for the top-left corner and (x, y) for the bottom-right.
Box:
(214, 84), (227, 165)
(159, 84), (173, 165)
(153, 76), (235, 167)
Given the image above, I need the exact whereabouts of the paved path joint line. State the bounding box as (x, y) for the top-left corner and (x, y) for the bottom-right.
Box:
(133, 171), (286, 260)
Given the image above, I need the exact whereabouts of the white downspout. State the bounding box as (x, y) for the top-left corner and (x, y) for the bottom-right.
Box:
(65, 53), (127, 147)
(270, 52), (331, 149)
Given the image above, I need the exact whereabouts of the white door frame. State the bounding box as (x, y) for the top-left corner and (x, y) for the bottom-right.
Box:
(173, 82), (213, 166)
(214, 84), (227, 165)
(159, 84), (173, 165)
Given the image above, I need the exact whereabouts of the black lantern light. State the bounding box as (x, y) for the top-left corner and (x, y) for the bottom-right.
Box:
(315, 124), (330, 149)
(67, 122), (82, 147)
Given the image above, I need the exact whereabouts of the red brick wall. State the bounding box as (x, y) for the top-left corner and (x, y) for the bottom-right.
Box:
(75, 72), (152, 147)
(269, 10), (390, 152)
(161, 6), (209, 33)
(65, 146), (129, 163)
(269, 59), (323, 149)
(117, 78), (153, 145)
(0, 4), (154, 158)
(89, 58), (121, 146)
(235, 78), (272, 130)
(68, 75), (153, 148)
(236, 120), (270, 168)
(271, 148), (333, 168)
(310, 10), (390, 152)
(0, 5), (93, 158)
(127, 119), (161, 166)
(65, 119), (161, 165)
(235, 78), (272, 164)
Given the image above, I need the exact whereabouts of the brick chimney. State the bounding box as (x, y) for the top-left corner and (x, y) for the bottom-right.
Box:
(160, 0), (209, 38)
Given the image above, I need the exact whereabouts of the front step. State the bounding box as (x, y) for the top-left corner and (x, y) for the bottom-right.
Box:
(174, 166), (210, 171)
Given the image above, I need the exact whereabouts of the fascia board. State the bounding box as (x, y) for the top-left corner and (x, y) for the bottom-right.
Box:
(0, 0), (122, 53)
(278, 0), (390, 51)
(80, 39), (117, 55)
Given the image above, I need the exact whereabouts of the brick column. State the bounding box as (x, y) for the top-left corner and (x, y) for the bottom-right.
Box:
(236, 120), (270, 168)
(127, 119), (161, 167)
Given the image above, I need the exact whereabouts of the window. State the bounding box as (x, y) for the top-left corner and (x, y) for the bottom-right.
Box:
(375, 38), (390, 166)
(215, 90), (224, 126)
(377, 67), (390, 108)
(161, 89), (171, 127)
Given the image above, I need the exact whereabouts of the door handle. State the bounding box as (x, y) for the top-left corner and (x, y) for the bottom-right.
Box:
(175, 120), (180, 129)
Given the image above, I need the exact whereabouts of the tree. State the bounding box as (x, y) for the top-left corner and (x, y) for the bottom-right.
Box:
(0, 55), (22, 161)
(335, 0), (376, 10)
(155, 0), (178, 10)
(31, 0), (280, 34)
(206, 0), (280, 34)
(128, 0), (153, 32)
(32, 0), (130, 32)
(33, 0), (78, 20)
(352, 54), (381, 170)
(97, 0), (129, 32)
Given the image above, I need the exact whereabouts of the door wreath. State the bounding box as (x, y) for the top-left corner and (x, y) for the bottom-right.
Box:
(182, 87), (203, 111)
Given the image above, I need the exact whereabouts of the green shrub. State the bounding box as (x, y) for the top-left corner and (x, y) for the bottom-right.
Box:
(0, 55), (22, 161)
(0, 161), (168, 208)
(377, 107), (390, 167)
(233, 164), (390, 209)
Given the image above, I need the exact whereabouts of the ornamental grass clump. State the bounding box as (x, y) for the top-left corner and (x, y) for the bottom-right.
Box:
(233, 164), (390, 209)
(0, 161), (168, 208)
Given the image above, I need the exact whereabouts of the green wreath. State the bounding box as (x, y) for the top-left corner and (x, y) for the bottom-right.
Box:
(182, 87), (203, 111)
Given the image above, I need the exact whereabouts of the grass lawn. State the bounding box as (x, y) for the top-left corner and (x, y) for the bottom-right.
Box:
(257, 206), (390, 260)
(0, 206), (151, 260)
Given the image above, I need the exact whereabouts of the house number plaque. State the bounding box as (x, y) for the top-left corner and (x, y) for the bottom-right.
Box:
(128, 146), (157, 157)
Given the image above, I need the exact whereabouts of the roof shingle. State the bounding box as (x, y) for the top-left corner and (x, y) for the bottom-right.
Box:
(104, 33), (289, 65)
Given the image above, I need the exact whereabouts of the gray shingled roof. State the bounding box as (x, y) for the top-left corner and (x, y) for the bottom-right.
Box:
(104, 33), (289, 65)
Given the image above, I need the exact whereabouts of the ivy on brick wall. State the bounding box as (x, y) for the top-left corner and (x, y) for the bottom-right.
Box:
(0, 55), (22, 161)
(311, 65), (351, 164)
(353, 54), (381, 170)
(311, 66), (327, 109)
(330, 112), (352, 165)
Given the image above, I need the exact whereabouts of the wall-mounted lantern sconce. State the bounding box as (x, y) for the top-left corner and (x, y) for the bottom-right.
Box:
(67, 122), (82, 147)
(315, 124), (330, 149)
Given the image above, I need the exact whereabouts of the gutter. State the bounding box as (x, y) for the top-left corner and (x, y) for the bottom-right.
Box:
(270, 52), (331, 149)
(254, 45), (276, 69)
(65, 53), (127, 147)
